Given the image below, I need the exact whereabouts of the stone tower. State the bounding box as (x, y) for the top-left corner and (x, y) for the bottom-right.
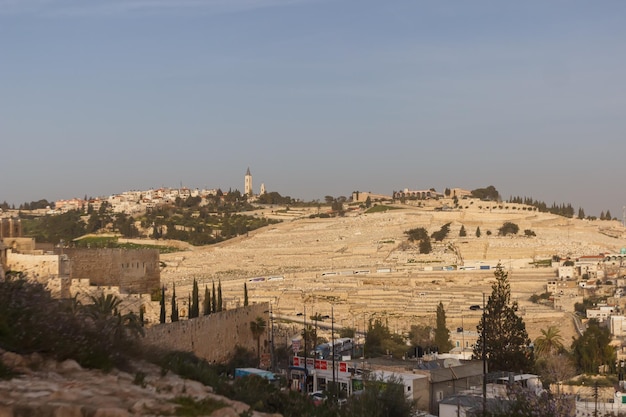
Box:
(244, 167), (253, 197)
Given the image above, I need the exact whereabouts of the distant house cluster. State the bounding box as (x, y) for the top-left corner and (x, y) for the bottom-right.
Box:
(53, 168), (267, 215)
(392, 187), (472, 200)
(53, 187), (220, 215)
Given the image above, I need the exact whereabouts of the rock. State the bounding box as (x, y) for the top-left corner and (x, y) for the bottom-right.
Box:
(209, 407), (240, 417)
(0, 405), (13, 417)
(93, 408), (130, 417)
(57, 360), (82, 373)
(130, 399), (176, 415)
(1, 351), (24, 370)
(52, 405), (83, 417)
(27, 353), (44, 370)
(179, 379), (209, 398)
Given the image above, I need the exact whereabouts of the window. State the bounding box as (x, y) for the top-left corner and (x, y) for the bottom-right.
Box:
(437, 391), (443, 401)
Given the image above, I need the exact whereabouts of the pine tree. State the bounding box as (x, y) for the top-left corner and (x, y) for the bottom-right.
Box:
(474, 264), (533, 372)
(244, 282), (249, 306)
(475, 226), (481, 238)
(578, 207), (585, 219)
(190, 278), (199, 318)
(606, 210), (612, 220)
(217, 280), (223, 312)
(159, 286), (166, 324)
(203, 285), (211, 316)
(434, 302), (453, 353)
(171, 284), (179, 322)
(459, 225), (467, 237)
(212, 281), (217, 313)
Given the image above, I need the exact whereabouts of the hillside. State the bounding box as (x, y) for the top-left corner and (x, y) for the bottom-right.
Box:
(159, 202), (626, 342)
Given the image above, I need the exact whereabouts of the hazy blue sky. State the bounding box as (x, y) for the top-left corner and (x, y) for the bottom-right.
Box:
(2, 0), (625, 217)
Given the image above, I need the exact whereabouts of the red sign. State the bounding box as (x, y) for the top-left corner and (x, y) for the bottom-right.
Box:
(339, 362), (347, 373)
(293, 357), (300, 367)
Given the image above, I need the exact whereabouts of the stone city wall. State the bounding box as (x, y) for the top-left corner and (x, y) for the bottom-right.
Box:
(7, 252), (59, 279)
(60, 248), (160, 294)
(142, 303), (270, 364)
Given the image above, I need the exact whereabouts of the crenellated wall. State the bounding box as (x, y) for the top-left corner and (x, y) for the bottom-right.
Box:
(142, 303), (270, 364)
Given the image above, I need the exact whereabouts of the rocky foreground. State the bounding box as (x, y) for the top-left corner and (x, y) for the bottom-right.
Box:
(0, 349), (279, 417)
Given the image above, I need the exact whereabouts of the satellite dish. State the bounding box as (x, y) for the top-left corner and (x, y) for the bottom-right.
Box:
(443, 358), (455, 368)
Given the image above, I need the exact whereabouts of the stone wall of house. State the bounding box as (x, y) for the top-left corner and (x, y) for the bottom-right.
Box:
(60, 248), (160, 294)
(3, 237), (37, 253)
(142, 303), (270, 364)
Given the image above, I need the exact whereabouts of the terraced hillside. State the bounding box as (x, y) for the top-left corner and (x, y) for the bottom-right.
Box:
(159, 202), (626, 342)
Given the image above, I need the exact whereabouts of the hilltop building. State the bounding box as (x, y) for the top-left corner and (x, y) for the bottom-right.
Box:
(244, 168), (267, 198)
(351, 191), (392, 204)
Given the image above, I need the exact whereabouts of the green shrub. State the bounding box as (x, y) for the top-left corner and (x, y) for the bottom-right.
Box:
(173, 396), (227, 416)
(0, 277), (142, 371)
(498, 222), (519, 236)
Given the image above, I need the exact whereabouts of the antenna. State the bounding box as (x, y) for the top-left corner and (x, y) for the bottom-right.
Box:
(623, 206), (626, 227)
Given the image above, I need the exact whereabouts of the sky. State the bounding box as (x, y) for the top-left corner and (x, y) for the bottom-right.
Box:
(1, 0), (625, 218)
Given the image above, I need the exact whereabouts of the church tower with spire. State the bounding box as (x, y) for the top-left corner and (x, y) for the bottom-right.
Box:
(244, 167), (253, 197)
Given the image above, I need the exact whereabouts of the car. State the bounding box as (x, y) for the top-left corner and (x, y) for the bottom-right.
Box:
(309, 391), (326, 406)
(469, 305), (481, 311)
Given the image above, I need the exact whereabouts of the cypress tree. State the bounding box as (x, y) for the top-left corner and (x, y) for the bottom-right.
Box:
(475, 226), (481, 237)
(159, 286), (166, 324)
(212, 281), (217, 313)
(217, 280), (223, 312)
(434, 302), (453, 353)
(171, 284), (179, 322)
(203, 285), (211, 316)
(244, 282), (249, 306)
(190, 278), (199, 318)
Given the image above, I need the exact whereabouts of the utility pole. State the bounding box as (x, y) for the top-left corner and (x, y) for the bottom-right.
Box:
(331, 305), (336, 396)
(482, 292), (487, 414)
(270, 304), (275, 372)
(594, 382), (599, 417)
(303, 305), (307, 394)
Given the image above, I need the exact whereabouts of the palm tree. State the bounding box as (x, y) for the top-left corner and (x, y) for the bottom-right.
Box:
(302, 324), (318, 355)
(534, 325), (564, 356)
(83, 293), (143, 342)
(250, 317), (267, 361)
(85, 293), (122, 321)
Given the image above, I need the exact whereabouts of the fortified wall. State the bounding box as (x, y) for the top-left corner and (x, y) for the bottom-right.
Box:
(6, 252), (60, 280)
(142, 303), (270, 364)
(59, 248), (160, 294)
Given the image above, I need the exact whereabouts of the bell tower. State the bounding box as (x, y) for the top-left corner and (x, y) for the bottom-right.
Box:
(244, 167), (253, 196)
